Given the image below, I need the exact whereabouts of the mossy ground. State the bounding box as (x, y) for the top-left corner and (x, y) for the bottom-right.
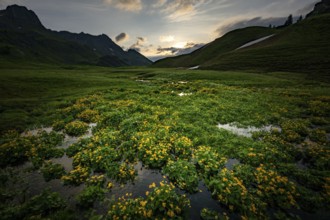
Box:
(0, 64), (329, 219)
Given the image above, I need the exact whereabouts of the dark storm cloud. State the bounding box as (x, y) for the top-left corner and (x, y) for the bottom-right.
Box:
(115, 32), (129, 42)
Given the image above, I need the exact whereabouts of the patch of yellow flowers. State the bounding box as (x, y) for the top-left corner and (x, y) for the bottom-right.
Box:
(254, 164), (298, 209)
(106, 181), (189, 219)
(61, 165), (90, 185)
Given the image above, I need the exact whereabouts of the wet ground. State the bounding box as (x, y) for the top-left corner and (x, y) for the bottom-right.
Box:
(217, 123), (281, 137)
(17, 124), (226, 219)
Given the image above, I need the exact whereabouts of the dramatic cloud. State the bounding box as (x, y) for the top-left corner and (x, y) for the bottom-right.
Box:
(157, 42), (205, 55)
(216, 16), (288, 36)
(152, 0), (167, 8)
(115, 32), (129, 42)
(176, 42), (205, 55)
(157, 0), (213, 21)
(157, 47), (178, 54)
(104, 0), (142, 12)
(130, 36), (146, 52)
(1, 0), (317, 59)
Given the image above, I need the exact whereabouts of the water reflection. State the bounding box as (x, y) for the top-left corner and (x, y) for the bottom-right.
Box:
(178, 92), (193, 96)
(217, 123), (281, 138)
(18, 123), (225, 219)
(225, 159), (240, 170)
(186, 181), (223, 220)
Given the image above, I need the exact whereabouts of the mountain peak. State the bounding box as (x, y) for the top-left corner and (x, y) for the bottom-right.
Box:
(0, 4), (152, 67)
(0, 4), (45, 30)
(127, 48), (140, 54)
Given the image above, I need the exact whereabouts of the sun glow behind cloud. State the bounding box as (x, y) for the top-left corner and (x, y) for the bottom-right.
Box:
(159, 35), (175, 43)
(173, 41), (187, 48)
(1, 0), (319, 60)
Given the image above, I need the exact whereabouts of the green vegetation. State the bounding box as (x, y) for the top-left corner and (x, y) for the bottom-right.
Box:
(107, 181), (190, 219)
(76, 185), (108, 208)
(64, 121), (89, 136)
(0, 64), (329, 219)
(0, 188), (69, 220)
(0, 129), (64, 168)
(163, 159), (199, 193)
(40, 160), (66, 182)
(0, 62), (139, 132)
(0, 29), (98, 65)
(154, 14), (330, 75)
(154, 26), (277, 68)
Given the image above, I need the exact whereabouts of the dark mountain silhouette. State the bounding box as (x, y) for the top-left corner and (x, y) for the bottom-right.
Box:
(0, 5), (152, 66)
(0, 4), (45, 30)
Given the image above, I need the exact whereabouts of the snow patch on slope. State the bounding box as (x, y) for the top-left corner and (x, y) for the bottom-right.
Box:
(236, 35), (275, 50)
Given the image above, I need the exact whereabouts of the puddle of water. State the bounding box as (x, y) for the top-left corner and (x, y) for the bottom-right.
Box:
(61, 135), (80, 149)
(217, 123), (281, 138)
(22, 123), (96, 144)
(13, 162), (84, 210)
(52, 123), (97, 171)
(108, 162), (222, 220)
(186, 181), (223, 220)
(179, 92), (193, 97)
(19, 123), (97, 179)
(136, 79), (150, 83)
(84, 123), (97, 138)
(21, 127), (53, 136)
(51, 155), (73, 172)
(188, 65), (200, 70)
(109, 162), (164, 199)
(225, 159), (240, 170)
(16, 124), (226, 219)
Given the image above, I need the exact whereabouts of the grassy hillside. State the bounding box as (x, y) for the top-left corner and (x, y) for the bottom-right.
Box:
(1, 62), (329, 132)
(154, 14), (330, 75)
(154, 26), (277, 68)
(0, 62), (143, 131)
(0, 29), (99, 65)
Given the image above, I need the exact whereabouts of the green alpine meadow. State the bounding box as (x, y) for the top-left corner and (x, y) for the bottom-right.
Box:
(1, 1), (329, 220)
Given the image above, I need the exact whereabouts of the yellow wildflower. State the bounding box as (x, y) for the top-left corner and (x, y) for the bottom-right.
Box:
(140, 200), (147, 207)
(167, 210), (175, 218)
(149, 182), (156, 188)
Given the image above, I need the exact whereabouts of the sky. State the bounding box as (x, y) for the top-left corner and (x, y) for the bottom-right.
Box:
(0, 0), (318, 61)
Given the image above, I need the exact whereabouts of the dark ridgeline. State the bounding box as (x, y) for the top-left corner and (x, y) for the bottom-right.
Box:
(0, 5), (152, 66)
(306, 0), (330, 18)
(0, 4), (45, 30)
